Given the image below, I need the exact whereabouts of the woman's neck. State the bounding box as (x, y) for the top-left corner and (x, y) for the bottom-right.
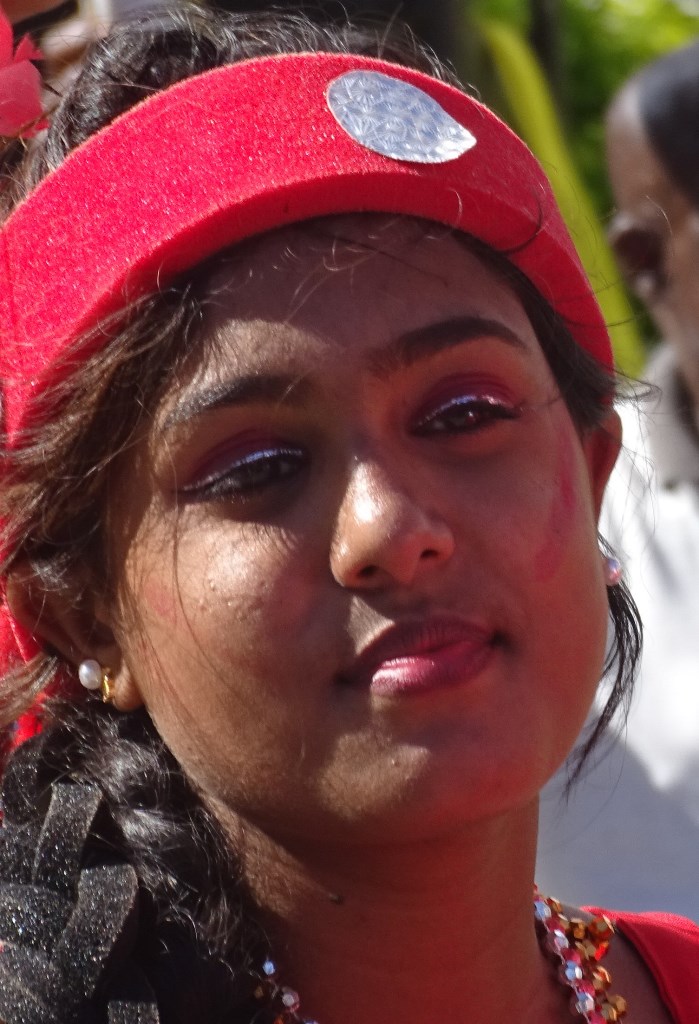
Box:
(222, 800), (571, 1024)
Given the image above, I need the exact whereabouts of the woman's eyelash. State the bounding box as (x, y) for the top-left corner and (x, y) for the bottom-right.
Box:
(179, 394), (518, 501)
(413, 394), (520, 435)
(181, 446), (306, 501)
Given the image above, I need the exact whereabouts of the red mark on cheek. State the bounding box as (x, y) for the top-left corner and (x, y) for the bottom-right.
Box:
(142, 581), (180, 627)
(533, 432), (578, 582)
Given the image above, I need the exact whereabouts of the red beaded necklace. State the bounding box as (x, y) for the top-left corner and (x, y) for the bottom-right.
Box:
(251, 891), (628, 1024)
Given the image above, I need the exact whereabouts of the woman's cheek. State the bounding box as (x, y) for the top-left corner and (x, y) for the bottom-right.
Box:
(139, 530), (317, 673)
(533, 429), (580, 583)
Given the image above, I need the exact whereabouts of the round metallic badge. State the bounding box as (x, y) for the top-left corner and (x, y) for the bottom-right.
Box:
(326, 69), (476, 164)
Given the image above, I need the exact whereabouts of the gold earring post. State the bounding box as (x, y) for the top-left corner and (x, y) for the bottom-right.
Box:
(100, 668), (115, 704)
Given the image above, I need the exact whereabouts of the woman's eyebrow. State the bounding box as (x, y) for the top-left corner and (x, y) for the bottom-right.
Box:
(367, 315), (526, 376)
(163, 374), (311, 429)
(163, 316), (524, 428)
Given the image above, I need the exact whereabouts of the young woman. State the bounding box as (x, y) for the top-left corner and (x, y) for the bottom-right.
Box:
(0, 7), (697, 1023)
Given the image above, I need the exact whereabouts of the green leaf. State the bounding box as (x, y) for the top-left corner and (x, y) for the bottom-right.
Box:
(476, 15), (646, 375)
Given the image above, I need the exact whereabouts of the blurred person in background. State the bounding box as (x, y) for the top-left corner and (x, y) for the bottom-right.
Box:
(537, 39), (699, 922)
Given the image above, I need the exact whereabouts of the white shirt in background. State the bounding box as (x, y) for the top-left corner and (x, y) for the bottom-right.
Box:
(537, 344), (699, 921)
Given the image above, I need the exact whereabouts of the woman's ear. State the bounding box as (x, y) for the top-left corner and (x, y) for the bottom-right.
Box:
(582, 409), (622, 521)
(4, 565), (143, 711)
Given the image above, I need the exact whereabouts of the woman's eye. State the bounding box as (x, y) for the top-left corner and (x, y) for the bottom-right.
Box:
(181, 445), (306, 501)
(413, 394), (519, 436)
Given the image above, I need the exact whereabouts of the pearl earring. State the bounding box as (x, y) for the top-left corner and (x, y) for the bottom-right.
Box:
(78, 659), (115, 704)
(603, 554), (622, 587)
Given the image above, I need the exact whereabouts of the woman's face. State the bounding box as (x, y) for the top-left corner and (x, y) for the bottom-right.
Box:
(109, 218), (618, 847)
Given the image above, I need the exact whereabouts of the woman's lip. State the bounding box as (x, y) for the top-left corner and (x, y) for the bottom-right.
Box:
(340, 618), (496, 696)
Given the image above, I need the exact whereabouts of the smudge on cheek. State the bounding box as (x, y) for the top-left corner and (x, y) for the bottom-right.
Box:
(533, 431), (579, 582)
(141, 579), (182, 627)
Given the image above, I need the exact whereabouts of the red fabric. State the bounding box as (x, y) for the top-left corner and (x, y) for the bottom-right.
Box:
(587, 908), (699, 1022)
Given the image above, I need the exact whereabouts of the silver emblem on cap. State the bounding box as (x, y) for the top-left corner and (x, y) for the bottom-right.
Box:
(327, 69), (476, 164)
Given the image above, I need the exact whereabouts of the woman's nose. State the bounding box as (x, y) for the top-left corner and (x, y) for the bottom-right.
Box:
(329, 459), (456, 589)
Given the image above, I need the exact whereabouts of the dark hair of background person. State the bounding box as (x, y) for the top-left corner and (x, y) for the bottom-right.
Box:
(0, 6), (641, 1021)
(635, 38), (699, 211)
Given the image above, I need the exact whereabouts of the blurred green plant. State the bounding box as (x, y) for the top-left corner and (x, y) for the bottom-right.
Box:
(467, 0), (699, 370)
(476, 15), (644, 373)
(561, 0), (699, 220)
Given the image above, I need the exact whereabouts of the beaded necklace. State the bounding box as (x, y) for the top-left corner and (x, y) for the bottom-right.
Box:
(534, 892), (628, 1023)
(252, 891), (628, 1024)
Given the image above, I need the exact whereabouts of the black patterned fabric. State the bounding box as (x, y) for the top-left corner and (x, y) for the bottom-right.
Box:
(0, 741), (160, 1024)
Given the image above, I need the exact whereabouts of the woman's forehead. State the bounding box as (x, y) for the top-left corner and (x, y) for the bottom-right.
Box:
(156, 215), (544, 423)
(203, 214), (457, 288)
(200, 214), (533, 341)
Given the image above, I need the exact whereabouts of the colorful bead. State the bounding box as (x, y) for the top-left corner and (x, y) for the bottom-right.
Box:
(559, 960), (584, 984)
(576, 938), (601, 960)
(588, 916), (614, 944)
(608, 994), (628, 1014)
(546, 927), (571, 955)
(571, 989), (596, 1015)
(534, 889), (627, 1024)
(591, 966), (612, 991)
(534, 897), (552, 921)
(281, 988), (301, 1013)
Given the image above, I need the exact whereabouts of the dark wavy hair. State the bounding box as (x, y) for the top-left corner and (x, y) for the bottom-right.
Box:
(0, 6), (641, 1022)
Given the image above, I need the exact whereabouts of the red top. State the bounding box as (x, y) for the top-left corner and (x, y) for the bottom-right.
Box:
(588, 909), (699, 1022)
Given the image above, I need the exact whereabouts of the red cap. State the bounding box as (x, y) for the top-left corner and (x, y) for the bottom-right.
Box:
(0, 51), (612, 685)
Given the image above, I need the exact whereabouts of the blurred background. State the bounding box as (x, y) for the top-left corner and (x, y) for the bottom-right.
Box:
(10, 0), (699, 371)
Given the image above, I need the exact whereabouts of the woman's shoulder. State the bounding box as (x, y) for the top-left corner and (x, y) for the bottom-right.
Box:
(586, 906), (699, 1024)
